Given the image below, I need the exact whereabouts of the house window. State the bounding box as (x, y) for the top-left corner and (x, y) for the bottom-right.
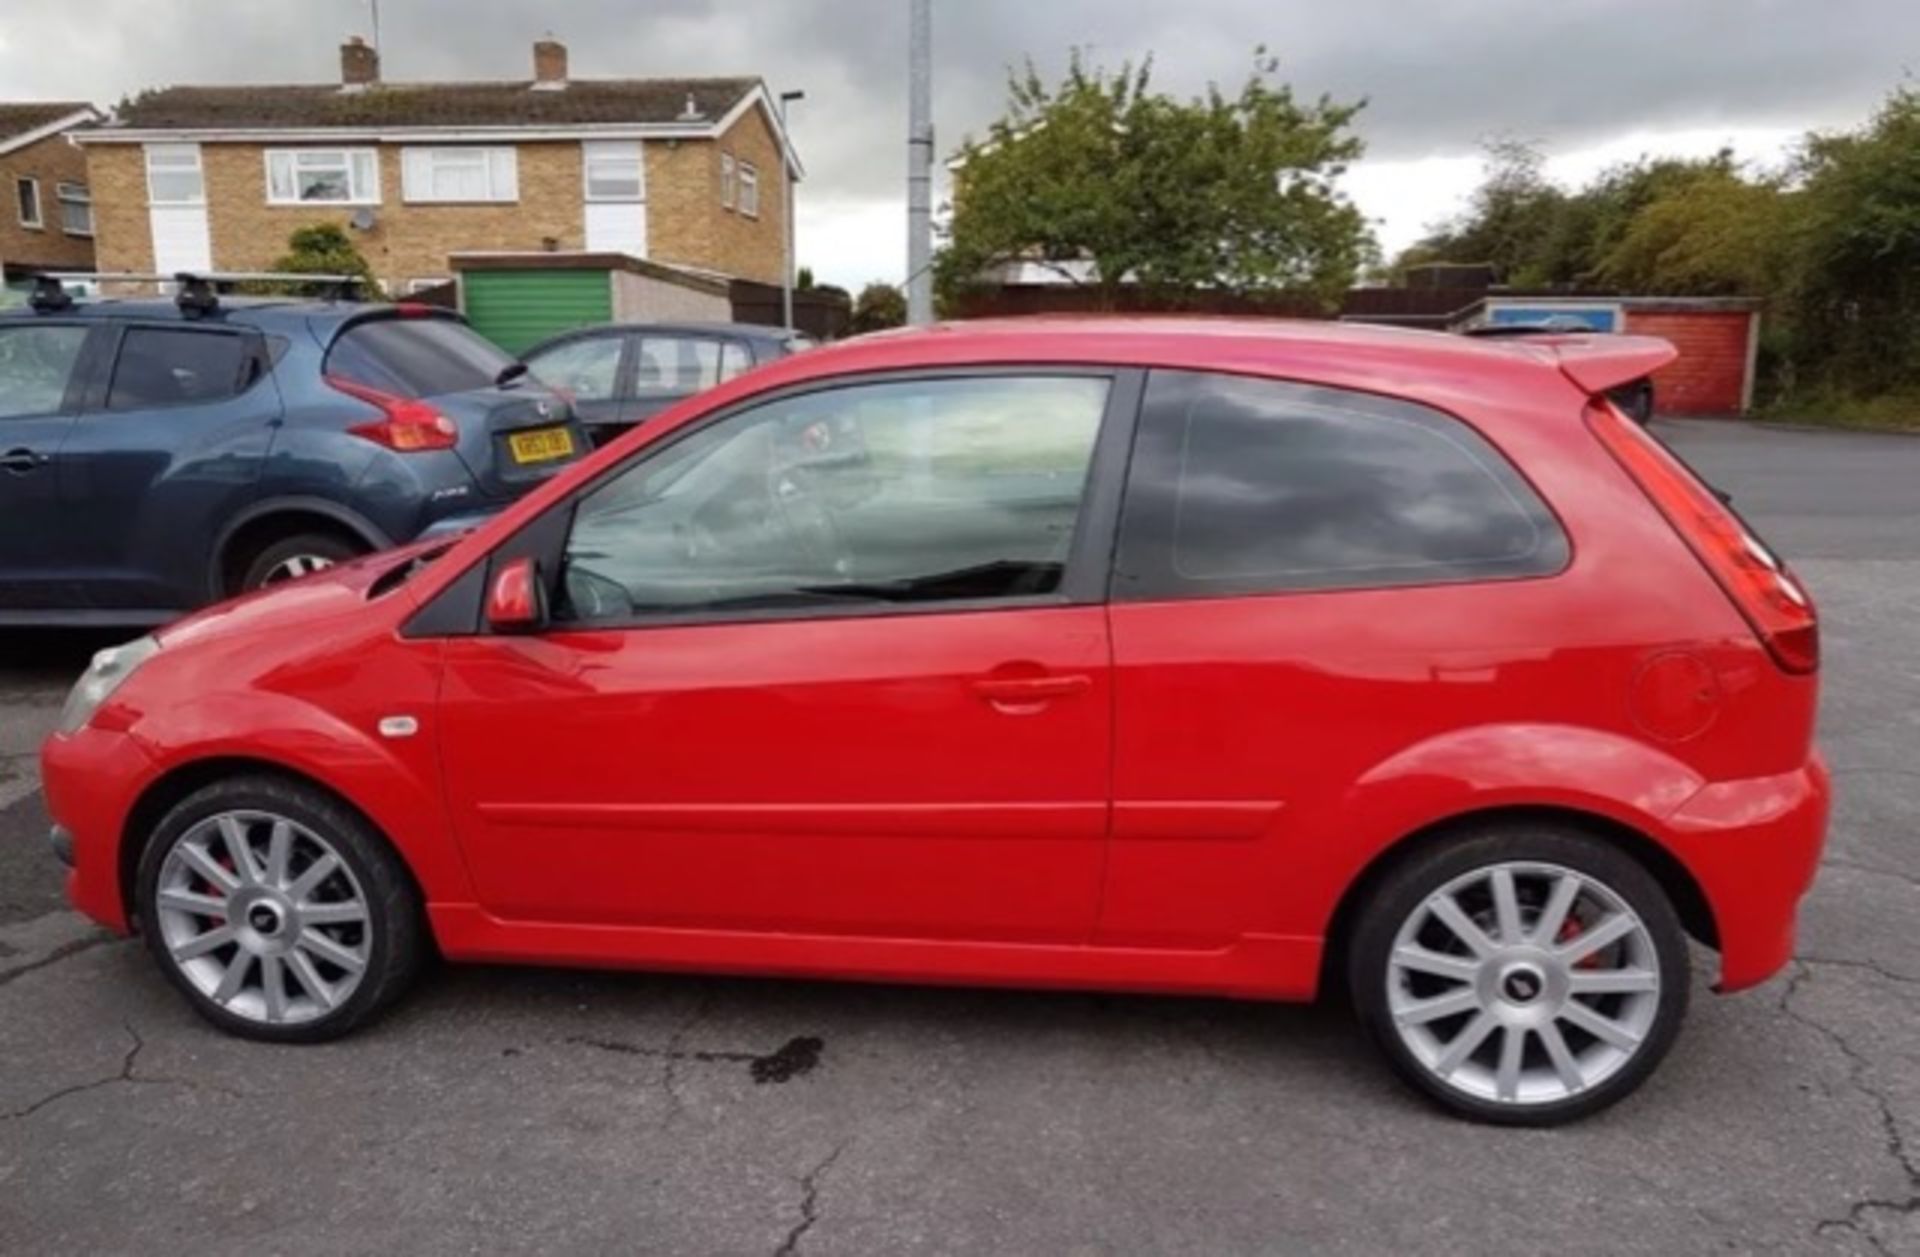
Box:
(145, 145), (205, 204)
(583, 141), (643, 201)
(737, 161), (760, 218)
(401, 147), (518, 203)
(56, 182), (92, 236)
(265, 149), (380, 205)
(16, 177), (41, 228)
(719, 153), (735, 209)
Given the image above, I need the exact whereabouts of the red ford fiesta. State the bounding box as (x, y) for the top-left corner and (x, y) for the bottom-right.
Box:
(41, 319), (1827, 1124)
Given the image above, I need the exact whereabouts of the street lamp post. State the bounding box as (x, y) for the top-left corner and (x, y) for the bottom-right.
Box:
(780, 89), (805, 332)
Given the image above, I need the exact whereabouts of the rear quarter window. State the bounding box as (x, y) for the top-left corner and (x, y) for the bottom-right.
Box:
(1114, 370), (1568, 599)
(325, 316), (516, 399)
(106, 327), (254, 410)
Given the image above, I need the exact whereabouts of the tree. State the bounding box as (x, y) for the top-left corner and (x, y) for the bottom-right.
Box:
(796, 265), (818, 291)
(847, 282), (908, 335)
(1589, 169), (1789, 296)
(265, 223), (384, 299)
(939, 50), (1375, 310)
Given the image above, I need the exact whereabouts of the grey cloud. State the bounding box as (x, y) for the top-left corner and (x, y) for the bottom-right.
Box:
(4, 0), (1913, 219)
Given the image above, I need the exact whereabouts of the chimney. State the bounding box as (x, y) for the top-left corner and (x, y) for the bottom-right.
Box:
(532, 38), (568, 88)
(340, 35), (380, 87)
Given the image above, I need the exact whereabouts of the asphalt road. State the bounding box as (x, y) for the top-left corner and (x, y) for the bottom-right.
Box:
(2, 418), (1917, 1256)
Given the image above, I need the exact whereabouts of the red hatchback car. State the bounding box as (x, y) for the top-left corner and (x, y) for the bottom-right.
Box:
(41, 319), (1826, 1124)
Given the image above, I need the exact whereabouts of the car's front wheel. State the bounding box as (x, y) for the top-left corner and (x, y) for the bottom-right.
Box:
(1348, 825), (1690, 1125)
(135, 775), (424, 1042)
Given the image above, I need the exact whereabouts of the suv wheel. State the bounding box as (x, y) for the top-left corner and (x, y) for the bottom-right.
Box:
(135, 775), (424, 1043)
(240, 532), (364, 591)
(1349, 826), (1690, 1125)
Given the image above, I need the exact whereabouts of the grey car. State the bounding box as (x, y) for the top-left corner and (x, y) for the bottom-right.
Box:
(523, 322), (812, 447)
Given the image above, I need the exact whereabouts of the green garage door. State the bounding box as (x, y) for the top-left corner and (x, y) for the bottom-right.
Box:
(462, 269), (613, 356)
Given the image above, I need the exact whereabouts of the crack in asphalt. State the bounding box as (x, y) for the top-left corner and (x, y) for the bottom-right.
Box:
(0, 934), (119, 989)
(773, 1140), (848, 1257)
(659, 991), (715, 1120)
(1799, 953), (1920, 987)
(0, 1021), (243, 1123)
(1777, 963), (1920, 1254)
(565, 1032), (825, 1086)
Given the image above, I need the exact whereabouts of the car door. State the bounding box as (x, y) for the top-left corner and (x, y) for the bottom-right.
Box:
(435, 369), (1140, 942)
(523, 331), (631, 447)
(56, 322), (279, 613)
(620, 332), (731, 429)
(1099, 370), (1574, 950)
(0, 320), (98, 612)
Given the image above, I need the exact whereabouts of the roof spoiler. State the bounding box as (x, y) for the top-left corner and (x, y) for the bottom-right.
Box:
(1538, 335), (1678, 396)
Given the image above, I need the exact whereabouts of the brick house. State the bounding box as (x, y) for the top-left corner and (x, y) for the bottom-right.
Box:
(0, 103), (102, 280)
(74, 38), (798, 294)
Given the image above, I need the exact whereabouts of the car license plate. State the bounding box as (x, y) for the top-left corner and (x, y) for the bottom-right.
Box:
(508, 427), (574, 464)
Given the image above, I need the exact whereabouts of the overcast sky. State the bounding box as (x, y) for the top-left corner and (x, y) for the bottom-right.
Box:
(3, 0), (1915, 288)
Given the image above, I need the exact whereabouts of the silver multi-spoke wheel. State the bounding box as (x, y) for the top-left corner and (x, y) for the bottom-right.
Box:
(262, 553), (336, 584)
(1385, 861), (1661, 1108)
(153, 810), (371, 1027)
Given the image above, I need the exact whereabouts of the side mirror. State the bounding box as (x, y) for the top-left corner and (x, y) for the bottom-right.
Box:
(486, 557), (548, 633)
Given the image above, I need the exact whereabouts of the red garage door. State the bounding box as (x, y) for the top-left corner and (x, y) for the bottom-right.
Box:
(1622, 310), (1753, 416)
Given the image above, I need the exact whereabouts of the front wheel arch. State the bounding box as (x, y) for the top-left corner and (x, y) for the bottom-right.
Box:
(119, 756), (425, 938)
(1317, 804), (1718, 1002)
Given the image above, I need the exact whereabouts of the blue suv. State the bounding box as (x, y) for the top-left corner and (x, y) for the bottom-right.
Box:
(0, 285), (585, 625)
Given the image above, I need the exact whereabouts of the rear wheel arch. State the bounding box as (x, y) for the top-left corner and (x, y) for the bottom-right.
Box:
(118, 756), (426, 936)
(211, 500), (390, 597)
(1317, 804), (1718, 1000)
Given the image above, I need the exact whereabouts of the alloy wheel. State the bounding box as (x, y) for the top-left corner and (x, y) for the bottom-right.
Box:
(152, 810), (372, 1026)
(1384, 860), (1662, 1107)
(262, 554), (336, 584)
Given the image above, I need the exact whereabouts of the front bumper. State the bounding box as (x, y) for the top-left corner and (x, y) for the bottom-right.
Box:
(1665, 754), (1831, 992)
(40, 725), (159, 934)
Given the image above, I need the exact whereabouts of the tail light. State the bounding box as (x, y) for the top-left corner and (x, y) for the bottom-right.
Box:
(326, 375), (459, 452)
(1588, 401), (1818, 673)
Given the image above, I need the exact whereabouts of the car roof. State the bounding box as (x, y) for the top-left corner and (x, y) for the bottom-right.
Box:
(0, 299), (412, 333)
(748, 316), (1577, 403)
(540, 321), (803, 344)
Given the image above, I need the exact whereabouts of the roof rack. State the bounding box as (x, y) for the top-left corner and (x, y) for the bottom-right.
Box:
(34, 270), (365, 317)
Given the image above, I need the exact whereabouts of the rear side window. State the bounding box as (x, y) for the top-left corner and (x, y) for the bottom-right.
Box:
(326, 316), (516, 399)
(107, 328), (251, 410)
(634, 335), (724, 394)
(1114, 370), (1568, 599)
(0, 323), (88, 419)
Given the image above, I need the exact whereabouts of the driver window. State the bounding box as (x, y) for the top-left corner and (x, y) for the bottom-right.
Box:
(557, 374), (1110, 623)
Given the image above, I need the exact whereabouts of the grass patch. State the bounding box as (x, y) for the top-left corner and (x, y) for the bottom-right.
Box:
(1757, 388), (1920, 433)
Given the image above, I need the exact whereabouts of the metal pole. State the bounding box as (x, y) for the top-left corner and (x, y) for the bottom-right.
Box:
(906, 0), (934, 325)
(780, 90), (805, 331)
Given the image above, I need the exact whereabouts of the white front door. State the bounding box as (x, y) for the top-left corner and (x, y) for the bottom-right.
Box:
(144, 144), (212, 276)
(582, 141), (647, 259)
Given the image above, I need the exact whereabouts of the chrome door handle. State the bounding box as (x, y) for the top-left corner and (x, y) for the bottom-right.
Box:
(0, 447), (48, 474)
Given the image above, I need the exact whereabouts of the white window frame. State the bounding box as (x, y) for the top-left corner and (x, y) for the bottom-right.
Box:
(264, 148), (381, 207)
(16, 176), (41, 228)
(404, 277), (450, 294)
(145, 144), (206, 206)
(737, 161), (760, 219)
(719, 152), (735, 209)
(582, 141), (644, 203)
(400, 147), (518, 204)
(55, 181), (91, 236)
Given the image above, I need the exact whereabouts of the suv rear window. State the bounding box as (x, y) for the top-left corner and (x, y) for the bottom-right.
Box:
(325, 316), (516, 399)
(1114, 370), (1569, 599)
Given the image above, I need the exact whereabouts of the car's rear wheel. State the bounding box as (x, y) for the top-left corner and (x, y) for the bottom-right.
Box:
(135, 775), (424, 1043)
(1348, 826), (1689, 1125)
(239, 531), (364, 591)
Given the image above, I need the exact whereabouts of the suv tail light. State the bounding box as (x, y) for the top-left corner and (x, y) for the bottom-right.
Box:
(326, 375), (459, 452)
(1588, 401), (1818, 673)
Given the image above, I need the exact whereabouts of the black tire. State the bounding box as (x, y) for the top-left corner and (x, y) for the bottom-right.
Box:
(237, 531), (365, 592)
(135, 774), (425, 1043)
(1347, 825), (1690, 1126)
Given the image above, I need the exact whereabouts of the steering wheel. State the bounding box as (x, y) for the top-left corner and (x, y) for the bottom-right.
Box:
(767, 466), (847, 575)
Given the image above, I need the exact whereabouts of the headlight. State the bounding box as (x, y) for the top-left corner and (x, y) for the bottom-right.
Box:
(58, 635), (161, 734)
